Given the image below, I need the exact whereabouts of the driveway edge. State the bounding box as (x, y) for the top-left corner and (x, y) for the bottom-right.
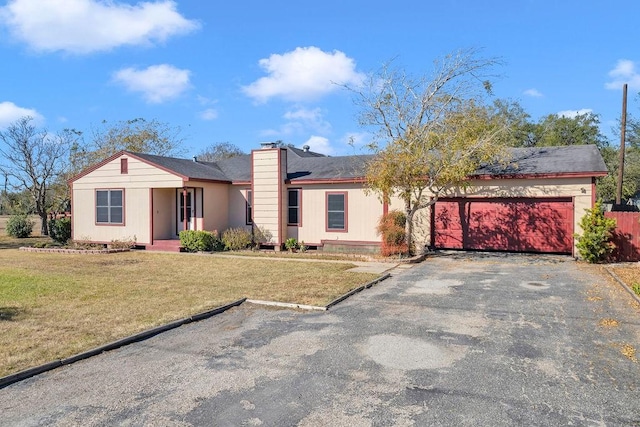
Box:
(604, 266), (640, 305)
(325, 273), (391, 309)
(0, 298), (246, 390)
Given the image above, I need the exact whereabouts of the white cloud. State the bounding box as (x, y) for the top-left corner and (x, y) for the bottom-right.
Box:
(199, 108), (218, 121)
(283, 107), (331, 134)
(303, 135), (334, 156)
(0, 0), (199, 54)
(242, 46), (365, 103)
(557, 109), (593, 118)
(260, 107), (332, 138)
(0, 101), (43, 128)
(113, 64), (191, 103)
(605, 59), (640, 90)
(523, 88), (543, 98)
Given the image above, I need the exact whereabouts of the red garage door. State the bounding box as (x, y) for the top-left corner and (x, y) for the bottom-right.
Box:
(433, 198), (574, 254)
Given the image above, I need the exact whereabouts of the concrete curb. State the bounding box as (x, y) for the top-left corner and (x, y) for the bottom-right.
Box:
(325, 273), (391, 309)
(0, 298), (246, 390)
(246, 300), (327, 311)
(604, 266), (640, 305)
(247, 273), (392, 312)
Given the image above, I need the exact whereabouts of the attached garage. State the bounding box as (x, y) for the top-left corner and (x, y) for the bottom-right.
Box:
(433, 197), (574, 254)
(405, 144), (610, 256)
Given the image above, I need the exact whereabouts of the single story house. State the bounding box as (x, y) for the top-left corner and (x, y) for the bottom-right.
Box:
(69, 143), (608, 255)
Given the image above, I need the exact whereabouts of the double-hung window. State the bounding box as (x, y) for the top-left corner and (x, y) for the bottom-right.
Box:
(326, 192), (347, 231)
(96, 189), (123, 224)
(288, 189), (301, 225)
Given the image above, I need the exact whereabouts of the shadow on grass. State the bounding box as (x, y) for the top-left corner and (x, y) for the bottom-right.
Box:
(0, 236), (50, 250)
(0, 307), (25, 321)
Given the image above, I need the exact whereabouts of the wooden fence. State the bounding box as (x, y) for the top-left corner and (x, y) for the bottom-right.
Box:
(605, 211), (640, 262)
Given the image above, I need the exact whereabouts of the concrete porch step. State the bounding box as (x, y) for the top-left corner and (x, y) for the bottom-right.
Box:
(146, 240), (182, 252)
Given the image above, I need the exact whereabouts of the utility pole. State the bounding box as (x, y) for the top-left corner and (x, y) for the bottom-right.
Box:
(616, 83), (628, 205)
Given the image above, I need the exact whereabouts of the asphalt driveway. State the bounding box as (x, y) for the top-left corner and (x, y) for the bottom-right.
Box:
(1, 253), (639, 426)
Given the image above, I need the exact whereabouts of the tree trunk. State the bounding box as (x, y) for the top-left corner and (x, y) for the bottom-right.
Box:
(40, 213), (49, 236)
(404, 199), (414, 256)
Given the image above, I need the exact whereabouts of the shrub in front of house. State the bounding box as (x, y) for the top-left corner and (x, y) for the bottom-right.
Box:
(6, 214), (34, 238)
(284, 237), (298, 252)
(377, 210), (408, 257)
(574, 201), (617, 263)
(179, 230), (218, 252)
(48, 217), (72, 244)
(221, 227), (252, 251)
(252, 225), (272, 248)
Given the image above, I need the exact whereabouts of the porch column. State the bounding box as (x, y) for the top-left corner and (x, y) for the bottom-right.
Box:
(182, 187), (188, 232)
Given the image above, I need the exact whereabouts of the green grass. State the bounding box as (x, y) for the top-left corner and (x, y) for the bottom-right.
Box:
(0, 248), (377, 377)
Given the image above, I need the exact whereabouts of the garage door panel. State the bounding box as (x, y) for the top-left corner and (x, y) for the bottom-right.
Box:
(434, 198), (573, 254)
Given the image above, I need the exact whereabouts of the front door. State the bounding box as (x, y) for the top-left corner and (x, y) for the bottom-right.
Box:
(177, 188), (195, 232)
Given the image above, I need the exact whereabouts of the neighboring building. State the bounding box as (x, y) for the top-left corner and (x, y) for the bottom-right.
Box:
(69, 143), (608, 255)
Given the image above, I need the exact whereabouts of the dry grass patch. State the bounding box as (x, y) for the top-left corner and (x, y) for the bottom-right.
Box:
(598, 318), (619, 328)
(0, 250), (377, 377)
(620, 343), (638, 362)
(610, 265), (640, 297)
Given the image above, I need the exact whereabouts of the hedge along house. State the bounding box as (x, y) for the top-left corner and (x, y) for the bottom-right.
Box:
(69, 143), (607, 255)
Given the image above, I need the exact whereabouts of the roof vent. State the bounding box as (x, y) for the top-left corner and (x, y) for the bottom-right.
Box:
(302, 145), (310, 152)
(192, 156), (197, 162)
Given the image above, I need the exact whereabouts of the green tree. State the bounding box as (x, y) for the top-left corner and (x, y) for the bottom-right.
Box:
(0, 117), (78, 235)
(349, 49), (508, 254)
(532, 112), (608, 149)
(196, 142), (244, 162)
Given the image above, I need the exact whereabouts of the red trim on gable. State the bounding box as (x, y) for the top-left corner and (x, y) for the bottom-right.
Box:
(69, 150), (231, 184)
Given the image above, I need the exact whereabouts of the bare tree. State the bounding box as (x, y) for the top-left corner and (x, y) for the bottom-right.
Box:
(347, 49), (509, 254)
(0, 117), (77, 235)
(75, 118), (187, 170)
(197, 142), (245, 162)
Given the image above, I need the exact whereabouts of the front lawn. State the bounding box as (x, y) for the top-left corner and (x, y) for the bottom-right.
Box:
(0, 250), (377, 377)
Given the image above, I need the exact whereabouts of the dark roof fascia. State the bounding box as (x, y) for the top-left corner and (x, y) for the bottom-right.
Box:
(183, 177), (233, 184)
(286, 178), (367, 185)
(471, 171), (609, 180)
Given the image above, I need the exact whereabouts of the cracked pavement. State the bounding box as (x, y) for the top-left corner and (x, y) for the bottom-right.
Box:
(1, 253), (639, 426)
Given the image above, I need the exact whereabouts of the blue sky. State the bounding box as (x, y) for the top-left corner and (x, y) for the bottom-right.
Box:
(1, 0), (638, 157)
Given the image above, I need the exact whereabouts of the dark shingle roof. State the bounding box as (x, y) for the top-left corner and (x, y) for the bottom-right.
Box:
(474, 145), (608, 176)
(129, 144), (607, 184)
(202, 155), (251, 182)
(287, 154), (372, 181)
(131, 152), (230, 182)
